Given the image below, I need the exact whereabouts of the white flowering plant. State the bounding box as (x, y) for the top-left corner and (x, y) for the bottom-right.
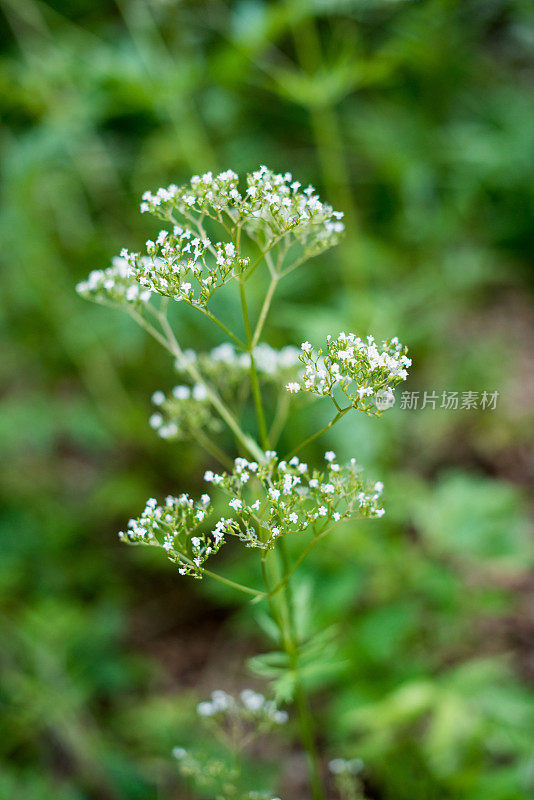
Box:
(171, 690), (287, 800)
(77, 167), (409, 800)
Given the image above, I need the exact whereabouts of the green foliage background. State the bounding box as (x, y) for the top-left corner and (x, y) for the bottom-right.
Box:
(1, 1), (533, 798)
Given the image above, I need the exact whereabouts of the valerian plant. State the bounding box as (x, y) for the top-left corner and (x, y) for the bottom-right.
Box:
(171, 689), (288, 800)
(77, 166), (410, 800)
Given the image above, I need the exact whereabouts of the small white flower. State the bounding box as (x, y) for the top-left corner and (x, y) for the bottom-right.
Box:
(273, 710), (288, 724)
(325, 451), (336, 462)
(172, 385), (191, 400)
(197, 701), (215, 717)
(286, 382), (300, 393)
(151, 390), (165, 406)
(329, 759), (347, 775)
(192, 383), (208, 401)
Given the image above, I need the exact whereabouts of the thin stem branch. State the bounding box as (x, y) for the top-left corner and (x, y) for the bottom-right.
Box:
(244, 231), (289, 281)
(251, 275), (279, 349)
(130, 308), (264, 461)
(172, 548), (265, 598)
(195, 429), (234, 470)
(269, 391), (291, 447)
(200, 567), (266, 598)
(264, 249), (277, 279)
(268, 527), (333, 600)
(160, 311), (264, 461)
(197, 306), (247, 349)
(285, 407), (350, 461)
(128, 309), (174, 351)
(239, 281), (269, 450)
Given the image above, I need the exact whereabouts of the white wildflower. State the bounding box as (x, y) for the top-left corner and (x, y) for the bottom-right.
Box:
(290, 332), (411, 413)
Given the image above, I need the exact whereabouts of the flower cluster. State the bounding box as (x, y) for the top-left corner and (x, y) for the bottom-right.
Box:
(172, 747), (241, 798)
(204, 450), (385, 549)
(287, 333), (411, 413)
(118, 493), (230, 578)
(149, 383), (218, 441)
(329, 758), (364, 775)
(329, 758), (366, 800)
(173, 746), (282, 800)
(197, 689), (288, 727)
(78, 167), (345, 323)
(117, 487), (273, 576)
(118, 451), (384, 579)
(76, 255), (152, 308)
(141, 169), (242, 218)
(175, 342), (302, 395)
(172, 690), (287, 798)
(139, 166), (344, 262)
(120, 226), (248, 308)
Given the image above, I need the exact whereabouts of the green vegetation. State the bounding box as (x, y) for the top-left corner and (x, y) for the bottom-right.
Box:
(1, 1), (533, 798)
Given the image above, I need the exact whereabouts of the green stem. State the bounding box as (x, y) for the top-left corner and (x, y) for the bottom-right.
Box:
(285, 407), (350, 460)
(267, 528), (331, 600)
(195, 428), (234, 470)
(278, 537), (324, 800)
(173, 549), (265, 598)
(160, 312), (264, 461)
(261, 549), (325, 800)
(130, 309), (264, 461)
(200, 568), (266, 598)
(239, 281), (269, 450)
(251, 275), (279, 349)
(269, 391), (291, 448)
(198, 306), (247, 349)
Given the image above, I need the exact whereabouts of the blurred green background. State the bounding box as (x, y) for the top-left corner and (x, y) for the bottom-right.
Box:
(1, 0), (534, 798)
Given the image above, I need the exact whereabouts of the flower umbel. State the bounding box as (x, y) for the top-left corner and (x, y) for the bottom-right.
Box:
(76, 255), (152, 308)
(121, 227), (249, 308)
(149, 382), (217, 441)
(288, 332), (411, 413)
(118, 493), (230, 578)
(204, 450), (384, 550)
(139, 166), (344, 275)
(173, 689), (287, 798)
(197, 688), (288, 728)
